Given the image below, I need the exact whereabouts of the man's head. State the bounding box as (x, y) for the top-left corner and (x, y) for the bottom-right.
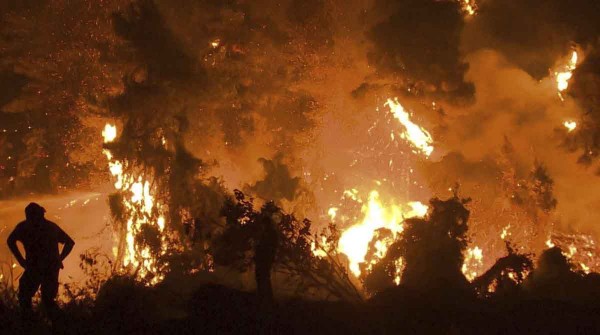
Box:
(25, 202), (46, 221)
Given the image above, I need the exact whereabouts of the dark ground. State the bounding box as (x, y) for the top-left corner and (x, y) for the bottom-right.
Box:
(2, 279), (600, 335)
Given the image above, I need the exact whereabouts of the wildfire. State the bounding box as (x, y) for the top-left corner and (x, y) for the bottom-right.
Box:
(385, 98), (434, 157)
(555, 50), (578, 100)
(328, 98), (433, 283)
(102, 123), (167, 284)
(337, 190), (427, 277)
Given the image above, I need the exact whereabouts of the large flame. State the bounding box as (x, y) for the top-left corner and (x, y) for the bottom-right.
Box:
(102, 123), (167, 284)
(337, 190), (427, 277)
(385, 98), (434, 157)
(331, 97), (433, 282)
(555, 50), (578, 100)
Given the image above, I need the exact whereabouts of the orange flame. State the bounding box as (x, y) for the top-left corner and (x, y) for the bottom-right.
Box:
(102, 123), (167, 285)
(337, 190), (427, 277)
(555, 50), (578, 100)
(462, 246), (484, 281)
(385, 98), (434, 157)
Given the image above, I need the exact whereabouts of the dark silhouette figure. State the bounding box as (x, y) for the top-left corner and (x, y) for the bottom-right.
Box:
(7, 202), (75, 316)
(254, 214), (278, 304)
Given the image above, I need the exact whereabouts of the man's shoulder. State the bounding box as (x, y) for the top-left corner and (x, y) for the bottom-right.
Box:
(44, 219), (63, 230)
(9, 221), (28, 239)
(13, 221), (27, 230)
(45, 219), (70, 235)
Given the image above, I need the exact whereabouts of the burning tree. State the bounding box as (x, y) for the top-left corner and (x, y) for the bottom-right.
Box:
(361, 195), (472, 294)
(102, 118), (227, 284)
(103, 121), (171, 284)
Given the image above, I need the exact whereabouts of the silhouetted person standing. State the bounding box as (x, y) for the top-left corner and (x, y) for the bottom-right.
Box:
(7, 202), (75, 316)
(254, 214), (278, 304)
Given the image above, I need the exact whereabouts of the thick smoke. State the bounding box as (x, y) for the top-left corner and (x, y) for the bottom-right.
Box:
(422, 48), (600, 240)
(463, 0), (600, 79)
(462, 0), (600, 169)
(367, 0), (474, 104)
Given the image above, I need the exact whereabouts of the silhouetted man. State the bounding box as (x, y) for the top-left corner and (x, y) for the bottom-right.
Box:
(254, 214), (278, 304)
(7, 202), (75, 315)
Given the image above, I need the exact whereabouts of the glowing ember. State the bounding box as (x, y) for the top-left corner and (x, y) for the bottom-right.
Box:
(462, 246), (484, 281)
(328, 207), (338, 221)
(210, 38), (221, 48)
(102, 123), (167, 285)
(385, 98), (434, 157)
(393, 258), (404, 285)
(500, 224), (511, 240)
(102, 124), (117, 143)
(343, 189), (361, 202)
(337, 190), (427, 277)
(311, 235), (329, 259)
(563, 121), (577, 132)
(580, 262), (591, 274)
(555, 50), (578, 100)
